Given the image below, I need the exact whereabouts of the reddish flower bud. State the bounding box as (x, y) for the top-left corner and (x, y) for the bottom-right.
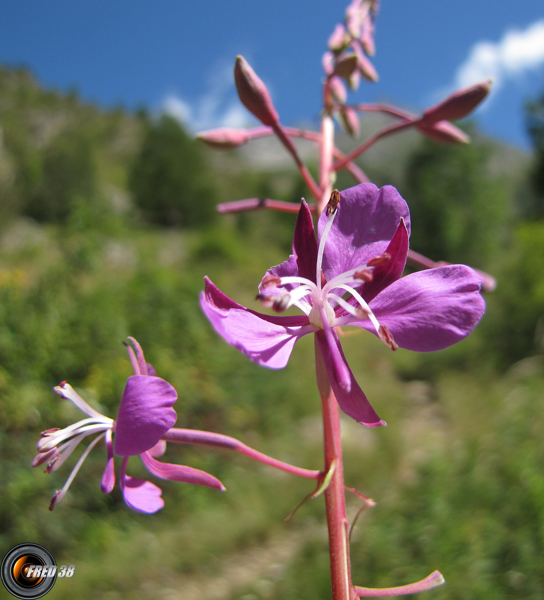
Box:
(338, 106), (360, 138)
(417, 121), (470, 144)
(322, 51), (335, 76)
(347, 69), (361, 91)
(360, 15), (376, 56)
(329, 76), (347, 104)
(352, 39), (378, 82)
(196, 128), (250, 150)
(234, 55), (279, 127)
(422, 79), (492, 125)
(328, 23), (348, 52)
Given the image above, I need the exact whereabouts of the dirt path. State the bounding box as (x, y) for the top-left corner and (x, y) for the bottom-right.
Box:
(156, 527), (311, 600)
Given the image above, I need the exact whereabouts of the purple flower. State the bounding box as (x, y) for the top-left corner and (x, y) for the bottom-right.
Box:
(201, 183), (485, 426)
(33, 338), (224, 513)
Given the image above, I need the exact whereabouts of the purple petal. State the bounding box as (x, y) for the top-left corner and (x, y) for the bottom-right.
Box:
(359, 266), (485, 351)
(318, 184), (411, 281)
(334, 220), (410, 320)
(362, 219), (409, 303)
(260, 200), (317, 294)
(100, 429), (115, 493)
(316, 330), (385, 427)
(120, 457), (164, 513)
(141, 451), (225, 491)
(148, 440), (167, 458)
(292, 200), (318, 283)
(201, 277), (316, 369)
(114, 376), (177, 457)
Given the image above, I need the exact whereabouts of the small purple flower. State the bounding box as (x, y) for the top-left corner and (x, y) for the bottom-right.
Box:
(33, 338), (224, 513)
(201, 183), (485, 426)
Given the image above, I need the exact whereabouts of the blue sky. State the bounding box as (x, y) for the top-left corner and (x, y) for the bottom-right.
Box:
(1, 0), (544, 149)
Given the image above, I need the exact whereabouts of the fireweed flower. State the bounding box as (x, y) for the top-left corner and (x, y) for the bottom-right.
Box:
(201, 183), (485, 426)
(33, 338), (224, 513)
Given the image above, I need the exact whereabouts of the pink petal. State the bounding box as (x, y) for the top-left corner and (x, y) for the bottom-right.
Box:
(100, 429), (115, 493)
(335, 220), (410, 320)
(316, 331), (385, 427)
(148, 440), (167, 458)
(359, 265), (485, 351)
(361, 219), (409, 303)
(114, 376), (177, 457)
(120, 457), (164, 513)
(261, 200), (318, 295)
(318, 184), (410, 282)
(141, 451), (225, 491)
(200, 277), (315, 369)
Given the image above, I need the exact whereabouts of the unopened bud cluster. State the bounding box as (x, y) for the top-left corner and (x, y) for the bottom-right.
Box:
(323, 0), (380, 127)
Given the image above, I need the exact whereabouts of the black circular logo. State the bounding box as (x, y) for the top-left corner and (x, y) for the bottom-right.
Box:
(1, 544), (57, 599)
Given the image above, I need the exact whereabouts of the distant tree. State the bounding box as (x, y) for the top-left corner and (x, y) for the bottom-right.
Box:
(129, 115), (217, 227)
(24, 129), (97, 222)
(404, 127), (508, 269)
(525, 85), (544, 217)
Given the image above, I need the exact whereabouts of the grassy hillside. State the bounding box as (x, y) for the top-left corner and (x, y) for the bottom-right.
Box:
(0, 66), (543, 599)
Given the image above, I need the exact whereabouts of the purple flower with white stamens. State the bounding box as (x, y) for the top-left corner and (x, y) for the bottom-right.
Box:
(33, 338), (224, 514)
(201, 183), (485, 426)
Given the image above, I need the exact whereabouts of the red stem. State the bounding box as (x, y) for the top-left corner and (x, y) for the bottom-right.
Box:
(271, 122), (323, 201)
(316, 338), (356, 600)
(333, 119), (416, 172)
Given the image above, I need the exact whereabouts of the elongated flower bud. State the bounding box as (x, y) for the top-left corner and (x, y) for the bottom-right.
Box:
(196, 128), (250, 150)
(234, 56), (279, 127)
(422, 79), (492, 125)
(352, 39), (378, 82)
(338, 107), (360, 138)
(329, 76), (347, 104)
(328, 23), (348, 52)
(417, 121), (470, 144)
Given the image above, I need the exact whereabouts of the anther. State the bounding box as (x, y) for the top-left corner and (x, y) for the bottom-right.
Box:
(256, 293), (274, 308)
(378, 324), (398, 351)
(326, 189), (341, 216)
(41, 428), (61, 437)
(260, 274), (281, 289)
(273, 293), (291, 312)
(354, 267), (374, 282)
(367, 253), (391, 267)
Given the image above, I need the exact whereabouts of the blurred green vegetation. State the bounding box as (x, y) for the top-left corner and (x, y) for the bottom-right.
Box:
(0, 66), (543, 599)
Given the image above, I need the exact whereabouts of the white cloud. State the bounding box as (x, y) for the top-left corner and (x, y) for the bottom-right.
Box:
(160, 59), (256, 133)
(455, 20), (544, 91)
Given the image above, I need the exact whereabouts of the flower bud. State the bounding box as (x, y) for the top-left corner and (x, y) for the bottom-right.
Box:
(352, 39), (378, 82)
(347, 69), (361, 91)
(196, 128), (250, 150)
(329, 76), (347, 104)
(422, 79), (492, 125)
(322, 51), (335, 76)
(417, 121), (470, 144)
(338, 106), (360, 138)
(360, 15), (376, 56)
(328, 24), (348, 52)
(234, 55), (279, 127)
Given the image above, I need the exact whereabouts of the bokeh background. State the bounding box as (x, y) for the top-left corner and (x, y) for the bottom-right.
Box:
(1, 2), (544, 599)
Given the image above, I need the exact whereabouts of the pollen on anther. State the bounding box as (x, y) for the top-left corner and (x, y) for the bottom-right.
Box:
(368, 253), (391, 267)
(326, 189), (340, 216)
(354, 268), (373, 282)
(378, 324), (398, 351)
